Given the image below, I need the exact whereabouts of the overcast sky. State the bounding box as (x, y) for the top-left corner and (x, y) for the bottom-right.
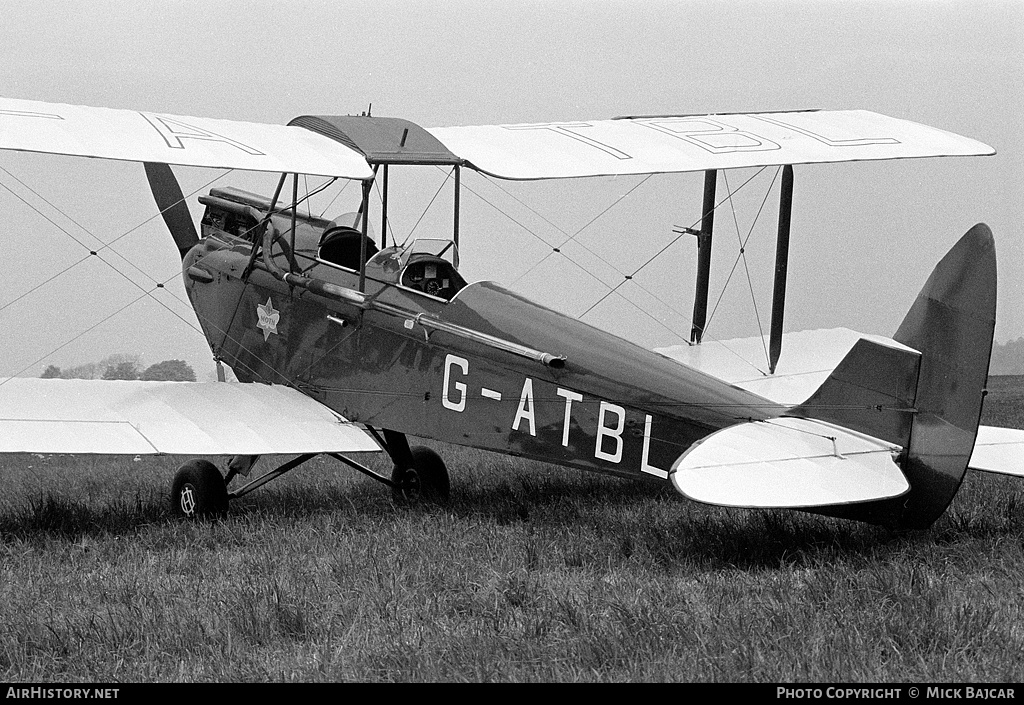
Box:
(0, 0), (1020, 378)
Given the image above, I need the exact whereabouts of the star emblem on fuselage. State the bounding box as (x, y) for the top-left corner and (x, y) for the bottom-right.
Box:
(256, 297), (280, 341)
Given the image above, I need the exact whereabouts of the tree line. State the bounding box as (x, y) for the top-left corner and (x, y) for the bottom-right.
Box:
(41, 354), (196, 381)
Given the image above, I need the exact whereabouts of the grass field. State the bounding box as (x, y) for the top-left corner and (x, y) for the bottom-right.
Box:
(2, 378), (1023, 682)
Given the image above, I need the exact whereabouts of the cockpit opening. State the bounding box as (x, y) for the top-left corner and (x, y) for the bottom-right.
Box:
(364, 239), (467, 301)
(318, 225), (379, 271)
(401, 257), (465, 299)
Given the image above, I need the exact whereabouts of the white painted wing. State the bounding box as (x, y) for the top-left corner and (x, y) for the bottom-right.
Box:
(671, 417), (907, 508)
(969, 425), (1024, 478)
(655, 328), (919, 407)
(0, 97), (374, 179)
(0, 378), (379, 455)
(428, 110), (994, 180)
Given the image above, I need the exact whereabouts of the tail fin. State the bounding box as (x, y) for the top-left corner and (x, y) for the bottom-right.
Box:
(792, 224), (996, 529)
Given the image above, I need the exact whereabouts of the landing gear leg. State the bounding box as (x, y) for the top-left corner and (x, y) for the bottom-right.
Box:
(383, 429), (450, 503)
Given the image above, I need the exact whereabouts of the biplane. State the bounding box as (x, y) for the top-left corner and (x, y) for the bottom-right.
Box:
(0, 96), (1020, 531)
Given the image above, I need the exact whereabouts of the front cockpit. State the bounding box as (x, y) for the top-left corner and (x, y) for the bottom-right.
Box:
(197, 186), (468, 303)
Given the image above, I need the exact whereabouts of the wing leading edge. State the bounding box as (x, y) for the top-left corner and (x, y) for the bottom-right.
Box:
(0, 378), (379, 456)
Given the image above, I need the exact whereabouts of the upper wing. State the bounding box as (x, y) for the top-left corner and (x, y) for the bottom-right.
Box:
(0, 378), (379, 455)
(0, 97), (374, 179)
(0, 100), (992, 182)
(428, 110), (995, 180)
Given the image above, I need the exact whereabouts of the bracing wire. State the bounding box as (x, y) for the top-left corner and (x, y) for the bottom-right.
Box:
(701, 167), (781, 362)
(400, 169), (454, 247)
(0, 290), (153, 386)
(0, 165), (242, 380)
(507, 174), (654, 288)
(577, 167), (769, 321)
(0, 166), (231, 315)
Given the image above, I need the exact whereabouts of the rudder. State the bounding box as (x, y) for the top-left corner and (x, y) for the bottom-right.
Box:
(794, 224), (996, 529)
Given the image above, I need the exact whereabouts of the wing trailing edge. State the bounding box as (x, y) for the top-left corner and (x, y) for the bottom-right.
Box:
(0, 378), (380, 456)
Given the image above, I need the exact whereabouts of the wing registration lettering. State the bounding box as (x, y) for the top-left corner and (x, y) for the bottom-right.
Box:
(0, 97), (373, 178)
(638, 117), (780, 154)
(140, 113), (266, 155)
(503, 122), (632, 160)
(752, 114), (899, 147)
(0, 109), (63, 121)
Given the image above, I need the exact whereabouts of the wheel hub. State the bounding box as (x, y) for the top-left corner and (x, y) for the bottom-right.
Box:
(179, 483), (196, 517)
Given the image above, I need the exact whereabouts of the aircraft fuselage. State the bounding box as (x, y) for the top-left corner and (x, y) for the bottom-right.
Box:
(184, 212), (783, 482)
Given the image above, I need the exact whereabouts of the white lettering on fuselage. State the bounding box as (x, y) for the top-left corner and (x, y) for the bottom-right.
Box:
(442, 354), (468, 412)
(640, 414), (665, 478)
(440, 356), (667, 477)
(595, 401), (625, 463)
(512, 378), (536, 436)
(556, 388), (583, 447)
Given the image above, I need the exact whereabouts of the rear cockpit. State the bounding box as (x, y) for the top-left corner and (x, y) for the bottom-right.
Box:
(366, 239), (466, 301)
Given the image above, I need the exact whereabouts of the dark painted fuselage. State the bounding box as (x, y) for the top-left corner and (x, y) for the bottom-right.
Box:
(184, 206), (783, 483)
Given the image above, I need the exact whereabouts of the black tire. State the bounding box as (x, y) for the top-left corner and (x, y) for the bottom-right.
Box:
(171, 459), (229, 519)
(391, 446), (450, 503)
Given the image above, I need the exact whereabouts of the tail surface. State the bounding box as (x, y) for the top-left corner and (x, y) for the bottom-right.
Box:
(793, 224), (996, 529)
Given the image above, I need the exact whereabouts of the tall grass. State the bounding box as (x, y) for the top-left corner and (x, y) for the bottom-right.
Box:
(1, 380), (1023, 681)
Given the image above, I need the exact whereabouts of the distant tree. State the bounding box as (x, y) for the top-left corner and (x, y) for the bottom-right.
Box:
(990, 337), (1024, 375)
(102, 361), (140, 380)
(99, 353), (141, 371)
(40, 365), (62, 378)
(141, 359), (196, 382)
(61, 363), (99, 379)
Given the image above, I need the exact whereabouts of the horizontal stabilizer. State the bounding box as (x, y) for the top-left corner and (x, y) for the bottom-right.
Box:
(969, 425), (1024, 478)
(670, 417), (907, 508)
(0, 378), (380, 455)
(656, 328), (919, 407)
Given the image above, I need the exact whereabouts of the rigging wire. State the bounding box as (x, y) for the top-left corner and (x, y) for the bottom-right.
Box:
(577, 167), (769, 321)
(0, 165), (256, 381)
(507, 174), (654, 288)
(399, 169), (454, 247)
(455, 166), (778, 355)
(317, 177), (353, 219)
(464, 171), (691, 329)
(0, 289), (153, 386)
(0, 166), (230, 316)
(700, 167), (781, 363)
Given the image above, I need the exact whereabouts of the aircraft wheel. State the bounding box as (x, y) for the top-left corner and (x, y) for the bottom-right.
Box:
(391, 446), (450, 503)
(171, 459), (229, 519)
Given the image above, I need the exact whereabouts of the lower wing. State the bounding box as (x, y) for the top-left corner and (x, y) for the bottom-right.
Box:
(0, 378), (378, 456)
